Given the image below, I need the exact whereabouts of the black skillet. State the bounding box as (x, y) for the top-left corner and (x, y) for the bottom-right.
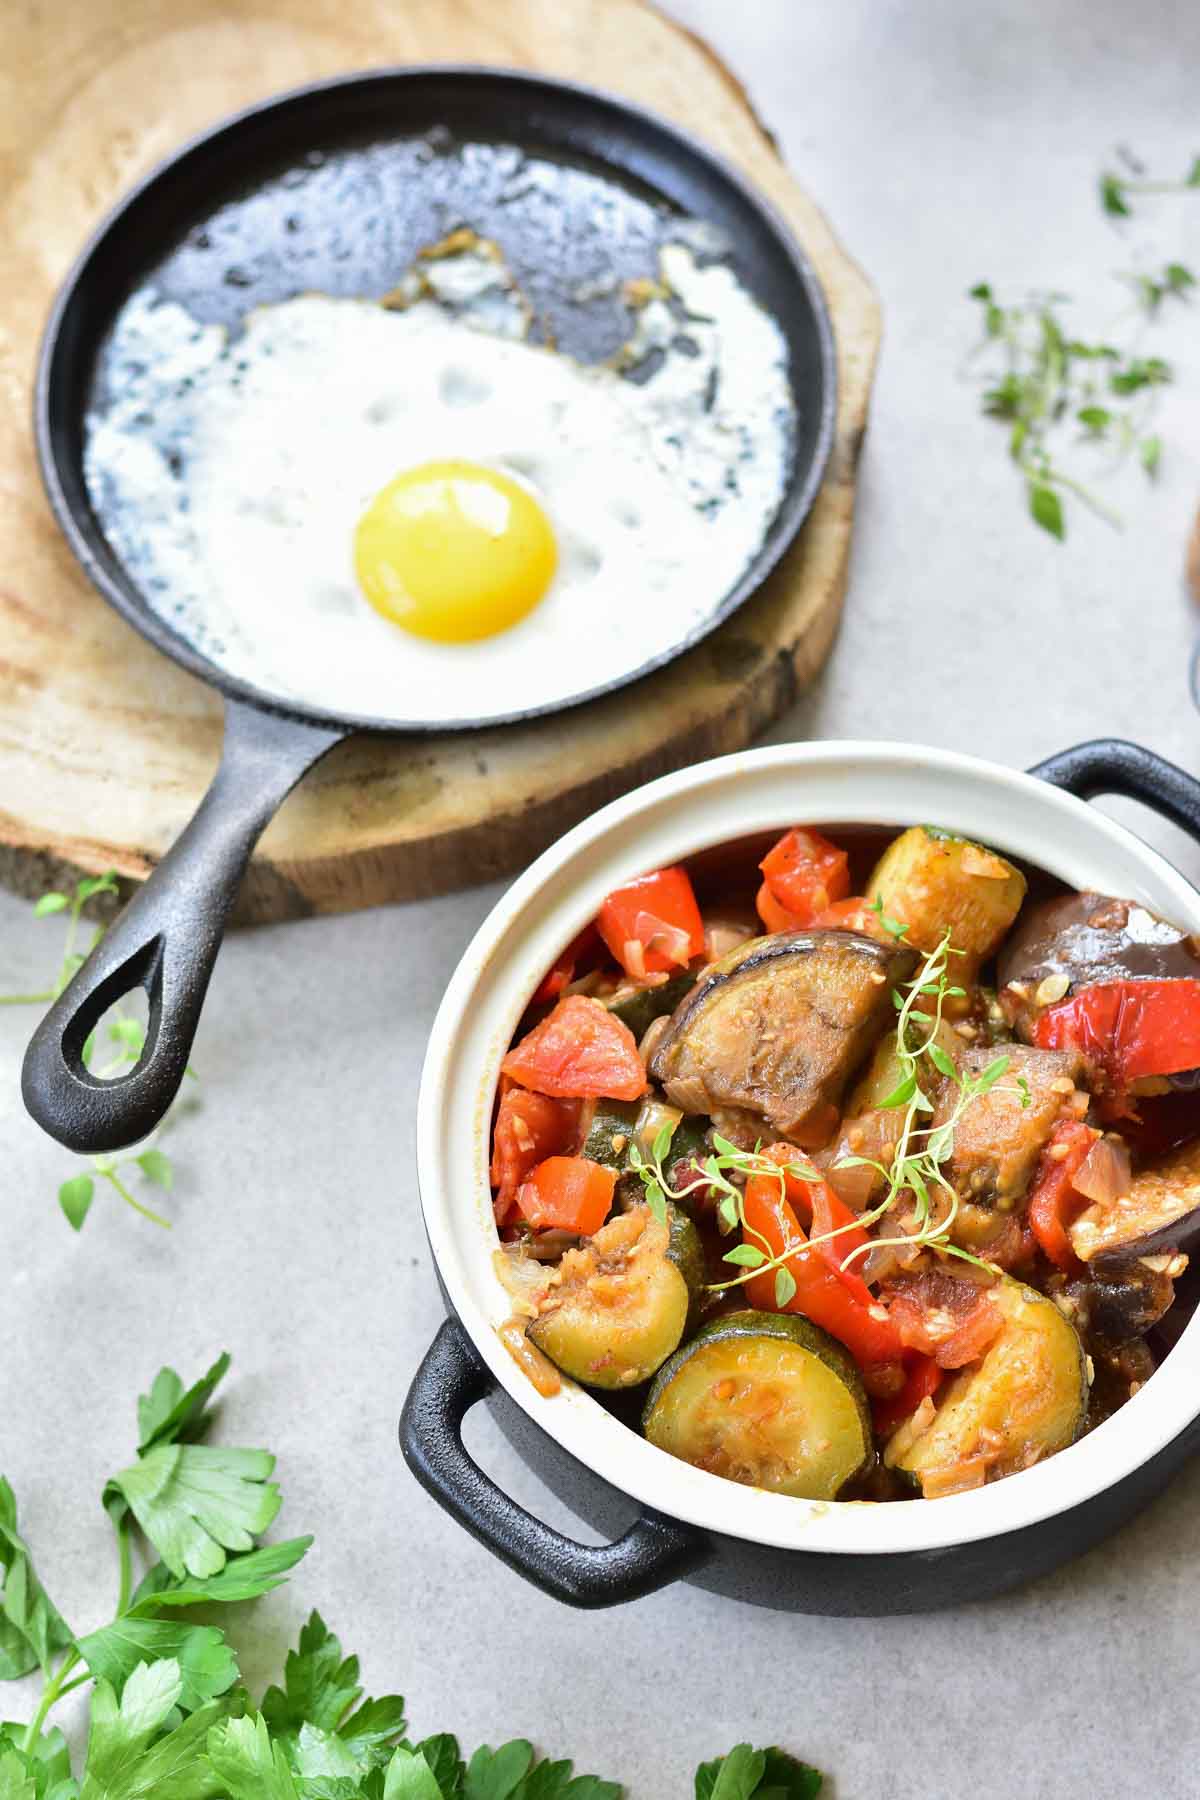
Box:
(24, 66), (837, 1157)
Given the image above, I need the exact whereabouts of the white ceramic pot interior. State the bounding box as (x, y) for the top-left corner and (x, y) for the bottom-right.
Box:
(417, 742), (1200, 1556)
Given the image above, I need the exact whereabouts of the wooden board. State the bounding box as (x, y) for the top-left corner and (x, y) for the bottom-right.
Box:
(0, 0), (881, 923)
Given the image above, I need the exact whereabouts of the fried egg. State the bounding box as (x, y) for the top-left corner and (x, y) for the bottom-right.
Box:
(84, 236), (792, 725)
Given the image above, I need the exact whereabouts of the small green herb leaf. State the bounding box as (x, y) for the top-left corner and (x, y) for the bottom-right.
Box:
(137, 1354), (231, 1454)
(723, 1245), (765, 1269)
(1028, 482), (1065, 540)
(1140, 434), (1162, 475)
(774, 1268), (797, 1309)
(135, 1151), (173, 1191)
(104, 1446), (280, 1582)
(76, 1620), (238, 1715)
(1100, 172), (1130, 215)
(58, 1175), (95, 1233)
(0, 1481), (73, 1681)
(32, 895), (68, 918)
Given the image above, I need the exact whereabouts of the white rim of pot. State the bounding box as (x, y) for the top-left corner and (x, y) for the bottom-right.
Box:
(417, 741), (1200, 1556)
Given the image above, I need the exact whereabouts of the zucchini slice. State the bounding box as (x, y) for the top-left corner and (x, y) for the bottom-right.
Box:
(528, 1204), (702, 1389)
(890, 1282), (1088, 1496)
(642, 1311), (872, 1500)
(867, 827), (1026, 966)
(580, 1097), (708, 1176)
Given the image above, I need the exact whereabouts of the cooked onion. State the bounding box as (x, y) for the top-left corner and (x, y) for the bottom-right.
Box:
(825, 1158), (877, 1212)
(1073, 1135), (1132, 1206)
(703, 918), (756, 960)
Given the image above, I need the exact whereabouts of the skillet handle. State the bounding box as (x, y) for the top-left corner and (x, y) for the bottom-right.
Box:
(1031, 738), (1200, 842)
(21, 698), (345, 1155)
(400, 1319), (706, 1608)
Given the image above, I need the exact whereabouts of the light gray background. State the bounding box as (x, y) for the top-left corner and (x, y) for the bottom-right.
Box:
(4, 2), (1200, 1793)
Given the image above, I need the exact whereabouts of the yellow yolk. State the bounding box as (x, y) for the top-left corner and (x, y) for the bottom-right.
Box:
(353, 458), (557, 642)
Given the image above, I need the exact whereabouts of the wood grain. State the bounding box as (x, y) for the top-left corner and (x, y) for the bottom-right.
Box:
(0, 0), (880, 922)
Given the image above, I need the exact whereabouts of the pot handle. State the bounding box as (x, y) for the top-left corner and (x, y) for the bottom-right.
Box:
(1031, 738), (1200, 841)
(21, 697), (345, 1156)
(400, 1318), (706, 1608)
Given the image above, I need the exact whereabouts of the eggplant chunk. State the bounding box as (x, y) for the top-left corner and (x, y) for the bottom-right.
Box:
(1070, 1136), (1200, 1268)
(890, 1281), (1088, 1496)
(867, 827), (1026, 968)
(999, 891), (1200, 1036)
(647, 930), (913, 1149)
(935, 1044), (1083, 1207)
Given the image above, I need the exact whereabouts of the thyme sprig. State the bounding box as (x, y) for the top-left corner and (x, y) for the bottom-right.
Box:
(629, 906), (1030, 1306)
(0, 872), (197, 1231)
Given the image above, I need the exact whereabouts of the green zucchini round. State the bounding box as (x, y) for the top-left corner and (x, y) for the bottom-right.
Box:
(642, 1310), (872, 1500)
(528, 1204), (702, 1390)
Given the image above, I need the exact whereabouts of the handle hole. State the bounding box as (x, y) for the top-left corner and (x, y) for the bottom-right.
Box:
(461, 1406), (632, 1546)
(85, 986), (151, 1082)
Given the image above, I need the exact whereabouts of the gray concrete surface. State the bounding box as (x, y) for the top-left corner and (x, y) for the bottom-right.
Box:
(3, 1), (1200, 1793)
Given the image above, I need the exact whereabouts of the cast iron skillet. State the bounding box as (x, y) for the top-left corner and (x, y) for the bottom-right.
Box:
(23, 66), (836, 1157)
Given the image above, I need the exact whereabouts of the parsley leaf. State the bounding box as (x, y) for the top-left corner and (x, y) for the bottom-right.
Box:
(104, 1446), (281, 1581)
(694, 1746), (821, 1800)
(261, 1614), (406, 1779)
(77, 1663), (225, 1800)
(76, 1620), (238, 1714)
(0, 1482), (72, 1681)
(202, 1713), (296, 1800)
(137, 1354), (231, 1453)
(130, 1538), (313, 1615)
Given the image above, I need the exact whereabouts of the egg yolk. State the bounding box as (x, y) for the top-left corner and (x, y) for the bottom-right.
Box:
(353, 459), (557, 642)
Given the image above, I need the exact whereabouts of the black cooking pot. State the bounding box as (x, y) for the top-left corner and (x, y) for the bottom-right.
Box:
(401, 738), (1200, 1612)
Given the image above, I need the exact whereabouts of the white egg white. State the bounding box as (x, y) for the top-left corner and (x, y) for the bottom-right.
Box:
(84, 242), (792, 726)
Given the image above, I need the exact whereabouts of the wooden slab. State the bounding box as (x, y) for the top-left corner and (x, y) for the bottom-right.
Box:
(0, 0), (880, 923)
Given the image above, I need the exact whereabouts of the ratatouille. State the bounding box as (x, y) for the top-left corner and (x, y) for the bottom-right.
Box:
(490, 824), (1200, 1501)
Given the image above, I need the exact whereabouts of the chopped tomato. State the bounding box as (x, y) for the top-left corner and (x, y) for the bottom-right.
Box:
(887, 1277), (1004, 1368)
(759, 828), (850, 923)
(755, 880), (807, 934)
(1033, 979), (1200, 1099)
(491, 1086), (581, 1224)
(516, 1155), (617, 1235)
(1026, 1118), (1100, 1271)
(810, 895), (888, 937)
(501, 995), (648, 1102)
(742, 1174), (903, 1367)
(597, 867), (704, 980)
(872, 1355), (944, 1438)
(531, 923), (604, 1005)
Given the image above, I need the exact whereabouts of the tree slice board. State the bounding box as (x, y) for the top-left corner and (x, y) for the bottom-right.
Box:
(0, 0), (880, 923)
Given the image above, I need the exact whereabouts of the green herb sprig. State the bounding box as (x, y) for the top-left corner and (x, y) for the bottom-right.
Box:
(0, 1354), (823, 1799)
(630, 904), (1029, 1299)
(1100, 152), (1200, 216)
(967, 285), (1170, 538)
(0, 875), (197, 1231)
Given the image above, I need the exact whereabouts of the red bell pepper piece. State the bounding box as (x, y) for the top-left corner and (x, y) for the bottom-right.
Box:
(872, 1354), (944, 1439)
(755, 880), (806, 934)
(809, 895), (890, 938)
(596, 866), (704, 979)
(1033, 978), (1200, 1093)
(758, 1144), (872, 1291)
(742, 1173), (903, 1367)
(515, 1155), (617, 1235)
(531, 923), (604, 1005)
(501, 995), (648, 1102)
(491, 1086), (581, 1225)
(759, 828), (850, 923)
(1026, 1118), (1100, 1271)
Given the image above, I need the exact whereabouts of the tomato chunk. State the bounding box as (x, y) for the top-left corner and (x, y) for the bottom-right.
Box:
(810, 895), (888, 937)
(1033, 978), (1200, 1093)
(516, 1156), (617, 1235)
(531, 923), (604, 1005)
(755, 880), (807, 934)
(742, 1173), (903, 1367)
(491, 1086), (580, 1225)
(1026, 1118), (1100, 1271)
(597, 866), (705, 979)
(501, 994), (648, 1101)
(759, 828), (850, 924)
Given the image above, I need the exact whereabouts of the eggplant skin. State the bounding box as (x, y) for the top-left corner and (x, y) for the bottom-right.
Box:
(647, 929), (914, 1149)
(999, 892), (1200, 1029)
(1070, 1135), (1200, 1268)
